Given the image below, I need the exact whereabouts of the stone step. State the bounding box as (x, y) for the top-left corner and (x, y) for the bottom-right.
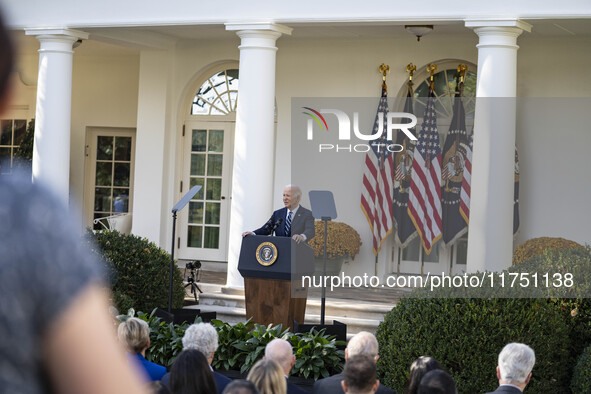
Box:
(198, 292), (394, 321)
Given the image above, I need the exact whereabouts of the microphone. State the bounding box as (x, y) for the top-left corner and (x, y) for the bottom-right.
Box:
(262, 218), (274, 233)
(271, 218), (283, 233)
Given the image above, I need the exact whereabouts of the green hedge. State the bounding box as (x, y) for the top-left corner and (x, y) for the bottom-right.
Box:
(124, 310), (345, 379)
(376, 298), (572, 394)
(88, 230), (185, 312)
(572, 344), (591, 393)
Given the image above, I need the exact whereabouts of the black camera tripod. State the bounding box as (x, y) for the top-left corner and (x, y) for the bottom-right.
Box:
(184, 261), (203, 302)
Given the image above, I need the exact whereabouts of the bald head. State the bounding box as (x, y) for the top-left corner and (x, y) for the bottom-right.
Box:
(346, 332), (379, 361)
(264, 338), (295, 375)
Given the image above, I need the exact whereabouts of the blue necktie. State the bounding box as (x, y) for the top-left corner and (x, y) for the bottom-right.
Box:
(285, 211), (292, 236)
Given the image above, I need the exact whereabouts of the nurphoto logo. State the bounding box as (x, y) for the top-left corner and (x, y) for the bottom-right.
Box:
(302, 106), (418, 153)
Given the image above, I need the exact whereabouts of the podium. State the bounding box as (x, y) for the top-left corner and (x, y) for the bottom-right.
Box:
(238, 235), (314, 330)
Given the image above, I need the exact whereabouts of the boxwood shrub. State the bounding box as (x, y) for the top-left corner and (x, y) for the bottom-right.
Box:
(376, 298), (572, 394)
(571, 344), (591, 393)
(88, 230), (185, 312)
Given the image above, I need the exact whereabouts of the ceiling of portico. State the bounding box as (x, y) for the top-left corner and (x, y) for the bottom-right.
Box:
(12, 19), (591, 57)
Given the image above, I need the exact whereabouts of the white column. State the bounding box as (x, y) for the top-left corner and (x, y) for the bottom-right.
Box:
(464, 20), (531, 273)
(224, 23), (292, 289)
(25, 28), (88, 206)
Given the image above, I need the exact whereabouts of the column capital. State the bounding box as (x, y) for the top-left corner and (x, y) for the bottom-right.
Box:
(225, 22), (292, 36)
(464, 19), (532, 32)
(25, 28), (89, 40)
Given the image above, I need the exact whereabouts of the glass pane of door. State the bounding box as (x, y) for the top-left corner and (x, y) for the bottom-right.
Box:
(91, 135), (133, 230)
(186, 128), (224, 249)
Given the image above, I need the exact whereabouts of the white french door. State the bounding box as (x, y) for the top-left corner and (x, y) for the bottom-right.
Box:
(177, 121), (234, 261)
(83, 128), (136, 229)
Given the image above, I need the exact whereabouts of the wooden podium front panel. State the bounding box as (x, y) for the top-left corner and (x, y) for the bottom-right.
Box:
(244, 277), (307, 330)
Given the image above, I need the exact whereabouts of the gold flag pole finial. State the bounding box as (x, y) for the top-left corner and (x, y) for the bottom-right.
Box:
(457, 63), (468, 84)
(427, 63), (437, 92)
(406, 62), (416, 95)
(379, 63), (390, 92)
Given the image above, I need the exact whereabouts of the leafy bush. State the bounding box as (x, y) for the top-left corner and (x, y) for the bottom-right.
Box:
(308, 221), (362, 259)
(572, 344), (591, 393)
(376, 298), (572, 394)
(513, 236), (583, 266)
(212, 319), (345, 380)
(87, 230), (185, 312)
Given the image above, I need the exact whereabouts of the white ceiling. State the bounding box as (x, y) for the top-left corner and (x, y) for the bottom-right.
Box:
(12, 19), (591, 57)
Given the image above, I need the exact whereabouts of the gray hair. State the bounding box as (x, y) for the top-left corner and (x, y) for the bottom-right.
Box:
(498, 343), (535, 383)
(264, 338), (293, 370)
(118, 317), (150, 354)
(284, 185), (302, 199)
(182, 323), (219, 356)
(347, 331), (379, 359)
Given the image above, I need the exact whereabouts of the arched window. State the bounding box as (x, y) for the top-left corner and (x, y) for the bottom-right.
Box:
(410, 60), (477, 119)
(191, 69), (239, 115)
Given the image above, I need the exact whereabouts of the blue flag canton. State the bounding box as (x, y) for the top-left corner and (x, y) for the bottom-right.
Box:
(371, 89), (392, 166)
(417, 95), (441, 161)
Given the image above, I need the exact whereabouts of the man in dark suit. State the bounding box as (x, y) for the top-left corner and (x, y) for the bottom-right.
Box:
(264, 338), (308, 394)
(485, 343), (535, 393)
(243, 184), (315, 244)
(341, 355), (379, 394)
(312, 332), (395, 394)
(161, 323), (231, 393)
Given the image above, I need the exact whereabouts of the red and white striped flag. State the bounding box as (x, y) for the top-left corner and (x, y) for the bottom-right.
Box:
(360, 86), (394, 255)
(407, 90), (442, 255)
(460, 132), (473, 225)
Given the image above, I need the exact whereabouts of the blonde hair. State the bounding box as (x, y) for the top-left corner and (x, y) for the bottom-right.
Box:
(246, 359), (286, 394)
(118, 317), (150, 354)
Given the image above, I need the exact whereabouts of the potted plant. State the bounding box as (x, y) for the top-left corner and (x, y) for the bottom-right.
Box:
(308, 221), (362, 275)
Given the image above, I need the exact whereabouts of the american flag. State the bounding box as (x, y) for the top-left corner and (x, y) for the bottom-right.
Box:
(407, 90), (442, 255)
(460, 132), (473, 225)
(360, 86), (394, 255)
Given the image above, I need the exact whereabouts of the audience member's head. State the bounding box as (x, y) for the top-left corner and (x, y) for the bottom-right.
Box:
(264, 338), (295, 376)
(146, 380), (171, 394)
(405, 356), (444, 394)
(341, 355), (379, 394)
(117, 317), (150, 354)
(222, 379), (260, 394)
(417, 370), (457, 394)
(170, 349), (216, 394)
(346, 331), (379, 361)
(182, 322), (219, 364)
(496, 343), (535, 390)
(246, 359), (286, 394)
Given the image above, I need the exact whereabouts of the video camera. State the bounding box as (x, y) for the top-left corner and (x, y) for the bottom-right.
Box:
(186, 260), (201, 270)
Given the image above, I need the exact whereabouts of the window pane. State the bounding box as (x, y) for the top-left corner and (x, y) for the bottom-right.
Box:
(94, 187), (111, 212)
(401, 237), (420, 261)
(204, 227), (219, 249)
(187, 226), (203, 248)
(113, 189), (129, 213)
(191, 154), (206, 176)
(189, 178), (205, 200)
(206, 178), (221, 201)
(97, 136), (113, 160)
(114, 137), (132, 161)
(0, 120), (11, 145)
(13, 120), (26, 145)
(207, 154), (223, 176)
(456, 239), (468, 265)
(208, 130), (224, 152)
(95, 162), (112, 186)
(94, 213), (108, 230)
(192, 130), (207, 152)
(0, 147), (11, 173)
(113, 163), (130, 187)
(188, 201), (204, 224)
(205, 202), (220, 225)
